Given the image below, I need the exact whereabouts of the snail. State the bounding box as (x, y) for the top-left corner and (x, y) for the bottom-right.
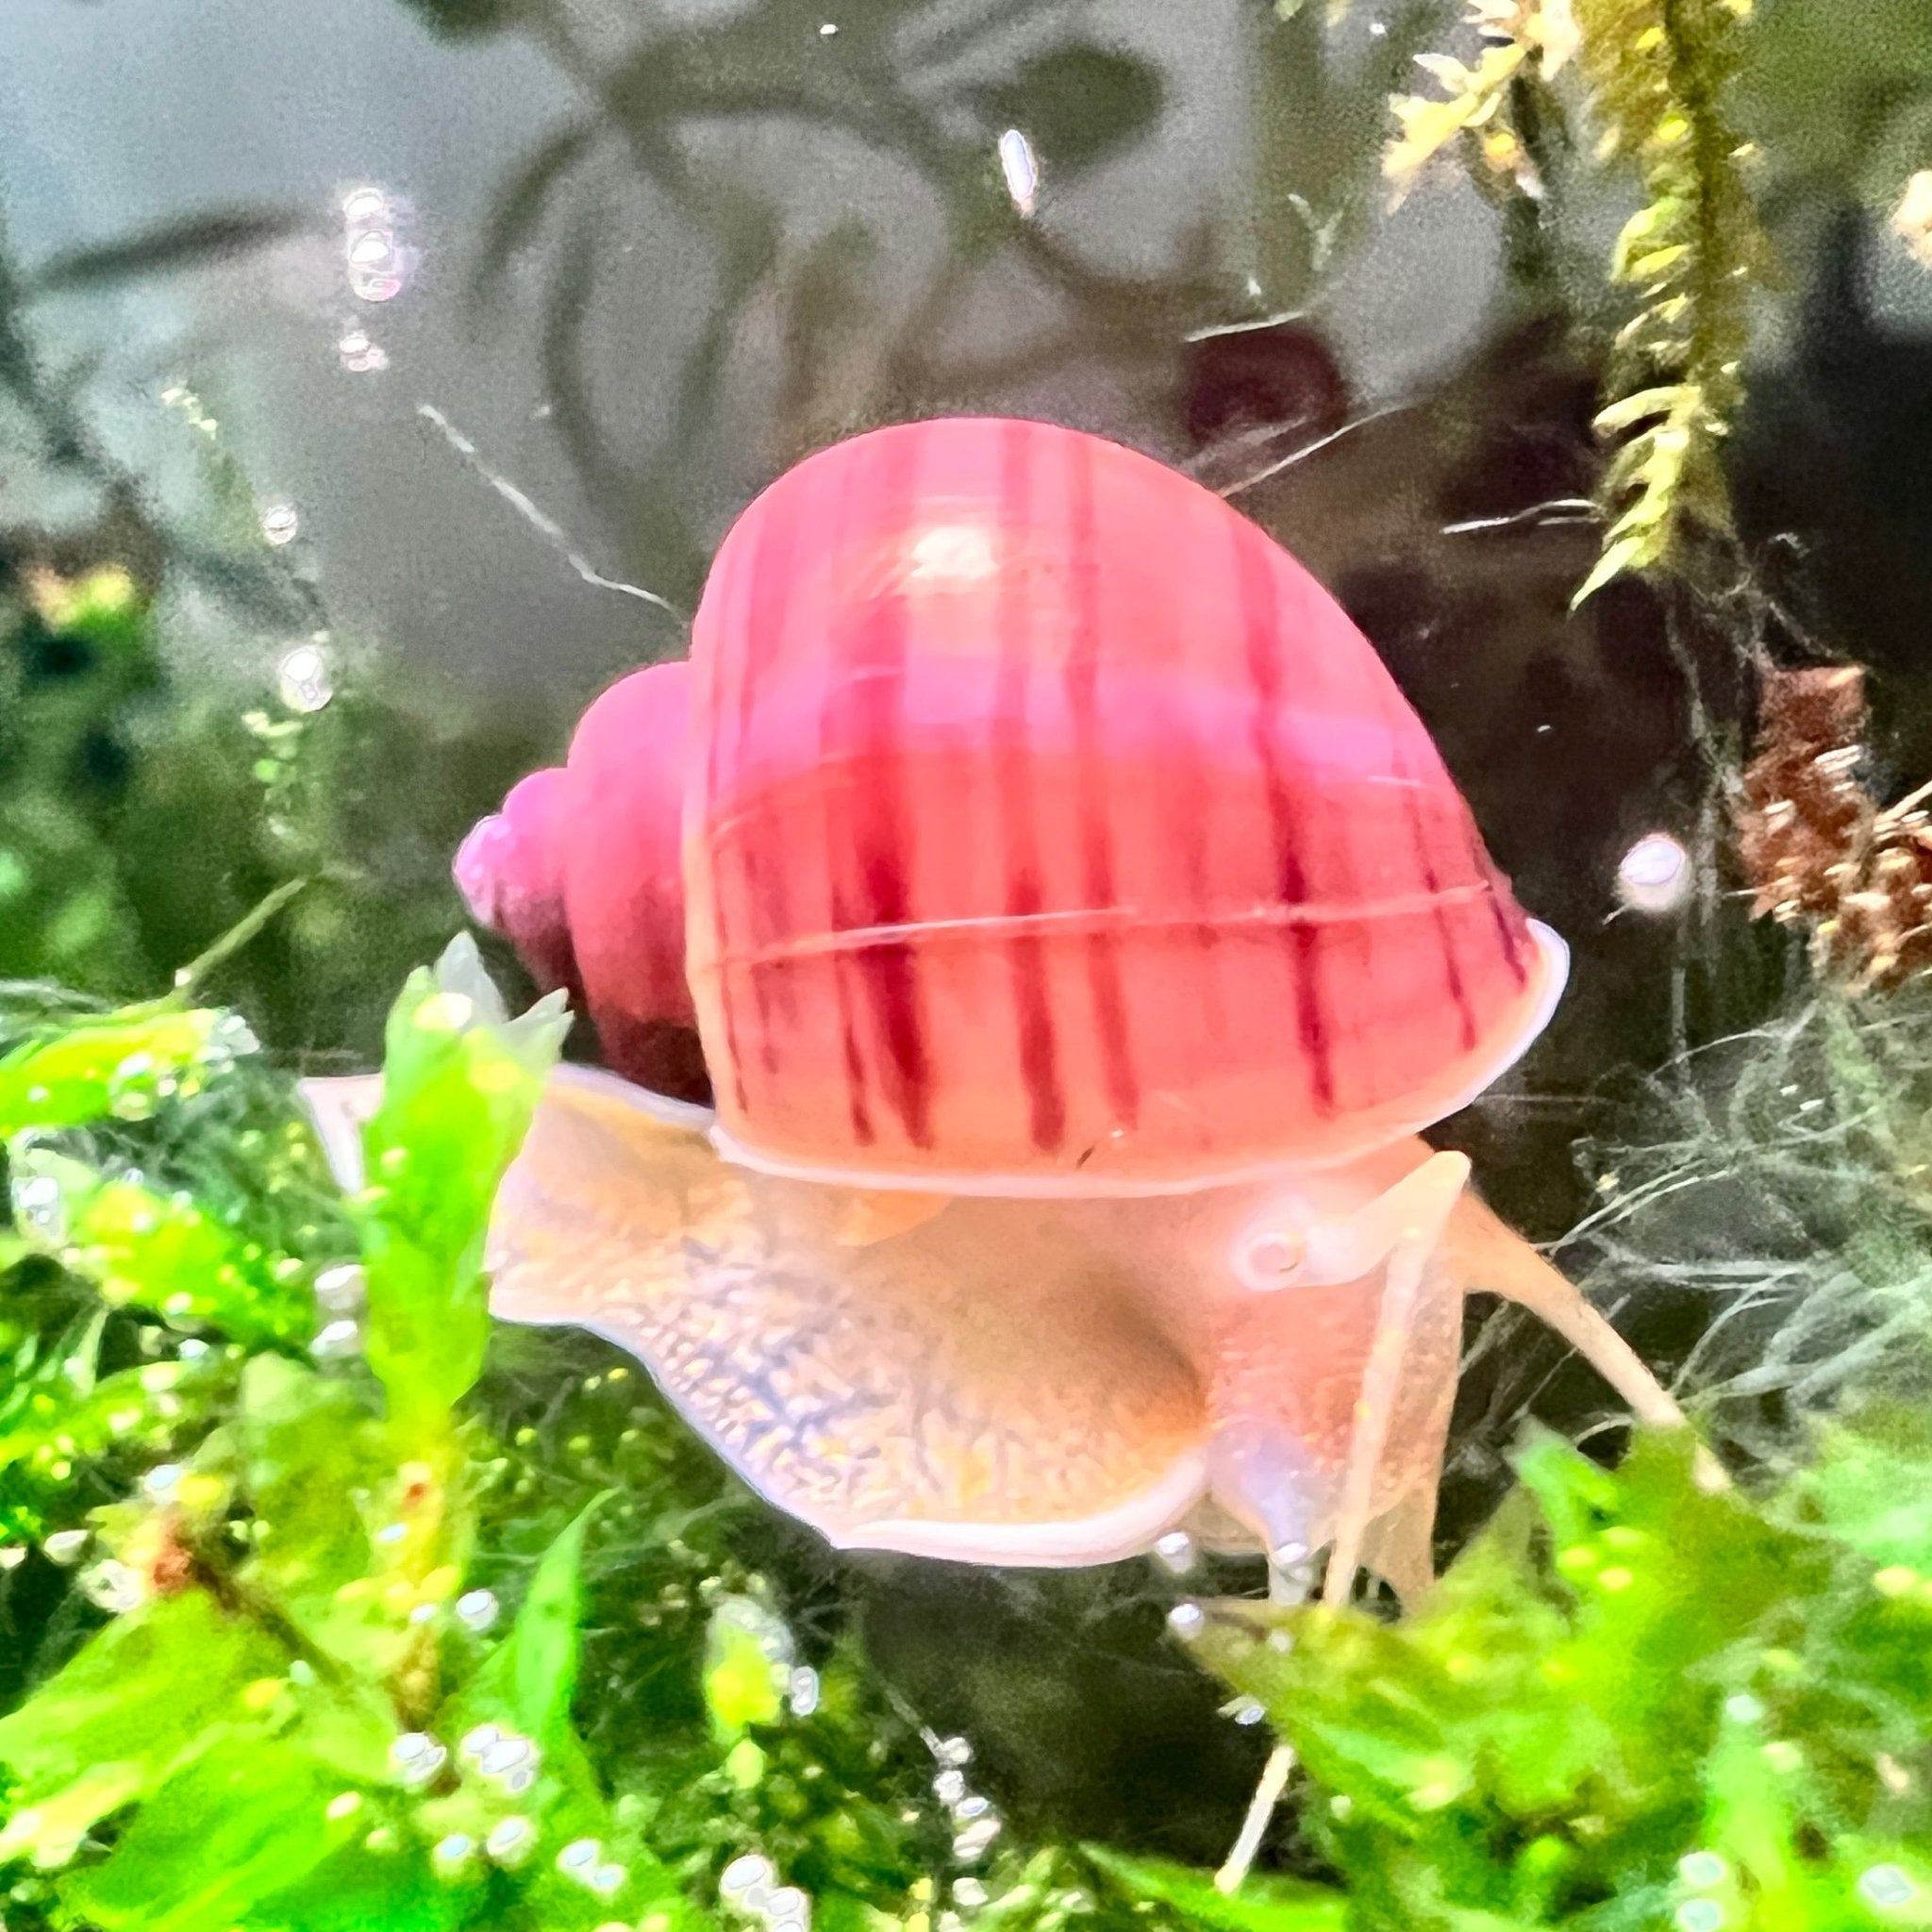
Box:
(352, 415), (1686, 1599)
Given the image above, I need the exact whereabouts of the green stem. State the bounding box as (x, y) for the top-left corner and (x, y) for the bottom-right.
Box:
(165, 877), (311, 1003)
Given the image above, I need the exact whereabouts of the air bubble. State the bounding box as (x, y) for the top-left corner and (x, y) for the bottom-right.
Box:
(42, 1529), (89, 1566)
(787, 1665), (820, 1716)
(311, 1319), (362, 1361)
(277, 642), (334, 714)
(933, 1735), (974, 1768)
(390, 1731), (446, 1787)
(934, 1769), (967, 1807)
(952, 1815), (1002, 1862)
(712, 1591), (796, 1663)
(1618, 832), (1692, 913)
(1153, 1529), (1197, 1576)
(558, 1838), (602, 1874)
(767, 1885), (810, 1925)
(455, 1587), (500, 1631)
(486, 1815), (536, 1867)
(341, 184), (414, 302)
(433, 1834), (475, 1874)
(12, 1173), (66, 1240)
(481, 1736), (537, 1778)
(260, 503), (300, 546)
(338, 327), (388, 374)
(1677, 1852), (1728, 1890)
(80, 1559), (144, 1613)
(314, 1263), (366, 1313)
(997, 128), (1039, 217)
(1167, 1602), (1205, 1639)
(721, 1854), (776, 1908)
(1860, 1865), (1918, 1910)
(1674, 1902), (1723, 1932)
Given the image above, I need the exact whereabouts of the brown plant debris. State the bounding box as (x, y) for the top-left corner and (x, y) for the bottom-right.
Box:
(1736, 665), (1932, 991)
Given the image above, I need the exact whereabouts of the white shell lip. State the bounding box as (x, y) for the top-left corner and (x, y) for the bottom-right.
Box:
(708, 919), (1573, 1197)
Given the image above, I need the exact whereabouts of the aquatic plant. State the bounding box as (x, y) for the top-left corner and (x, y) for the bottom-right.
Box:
(1388, 0), (1769, 598)
(1182, 1418), (1932, 1931)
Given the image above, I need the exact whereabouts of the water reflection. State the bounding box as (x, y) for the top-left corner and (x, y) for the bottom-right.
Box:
(2, 0), (1481, 705)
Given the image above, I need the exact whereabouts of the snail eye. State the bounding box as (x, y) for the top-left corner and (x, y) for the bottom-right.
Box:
(1238, 1228), (1307, 1291)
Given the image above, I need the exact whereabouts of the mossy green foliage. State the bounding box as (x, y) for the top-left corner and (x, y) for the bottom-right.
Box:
(1384, 0), (1770, 599)
(0, 566), (165, 992)
(1568, 0), (1763, 603)
(1188, 1420), (1932, 1929)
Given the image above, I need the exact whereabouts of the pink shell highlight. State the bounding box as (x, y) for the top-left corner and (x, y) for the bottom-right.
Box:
(685, 416), (1560, 1194)
(562, 660), (705, 1096)
(453, 767), (577, 997)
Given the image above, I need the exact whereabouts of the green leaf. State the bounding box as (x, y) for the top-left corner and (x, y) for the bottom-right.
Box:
(232, 1354), (388, 1621)
(0, 1006), (255, 1131)
(244, 1842), (468, 1932)
(704, 1592), (793, 1740)
(1571, 530), (1651, 605)
(58, 1735), (358, 1932)
(1084, 1847), (1347, 1930)
(357, 938), (566, 1432)
(465, 1489), (610, 1749)
(1185, 1430), (1832, 1925)
(1798, 1411), (1932, 1569)
(1592, 384), (1689, 436)
(968, 44), (1165, 173)
(9, 1147), (315, 1347)
(0, 1590), (286, 1865)
(0, 1349), (237, 1506)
